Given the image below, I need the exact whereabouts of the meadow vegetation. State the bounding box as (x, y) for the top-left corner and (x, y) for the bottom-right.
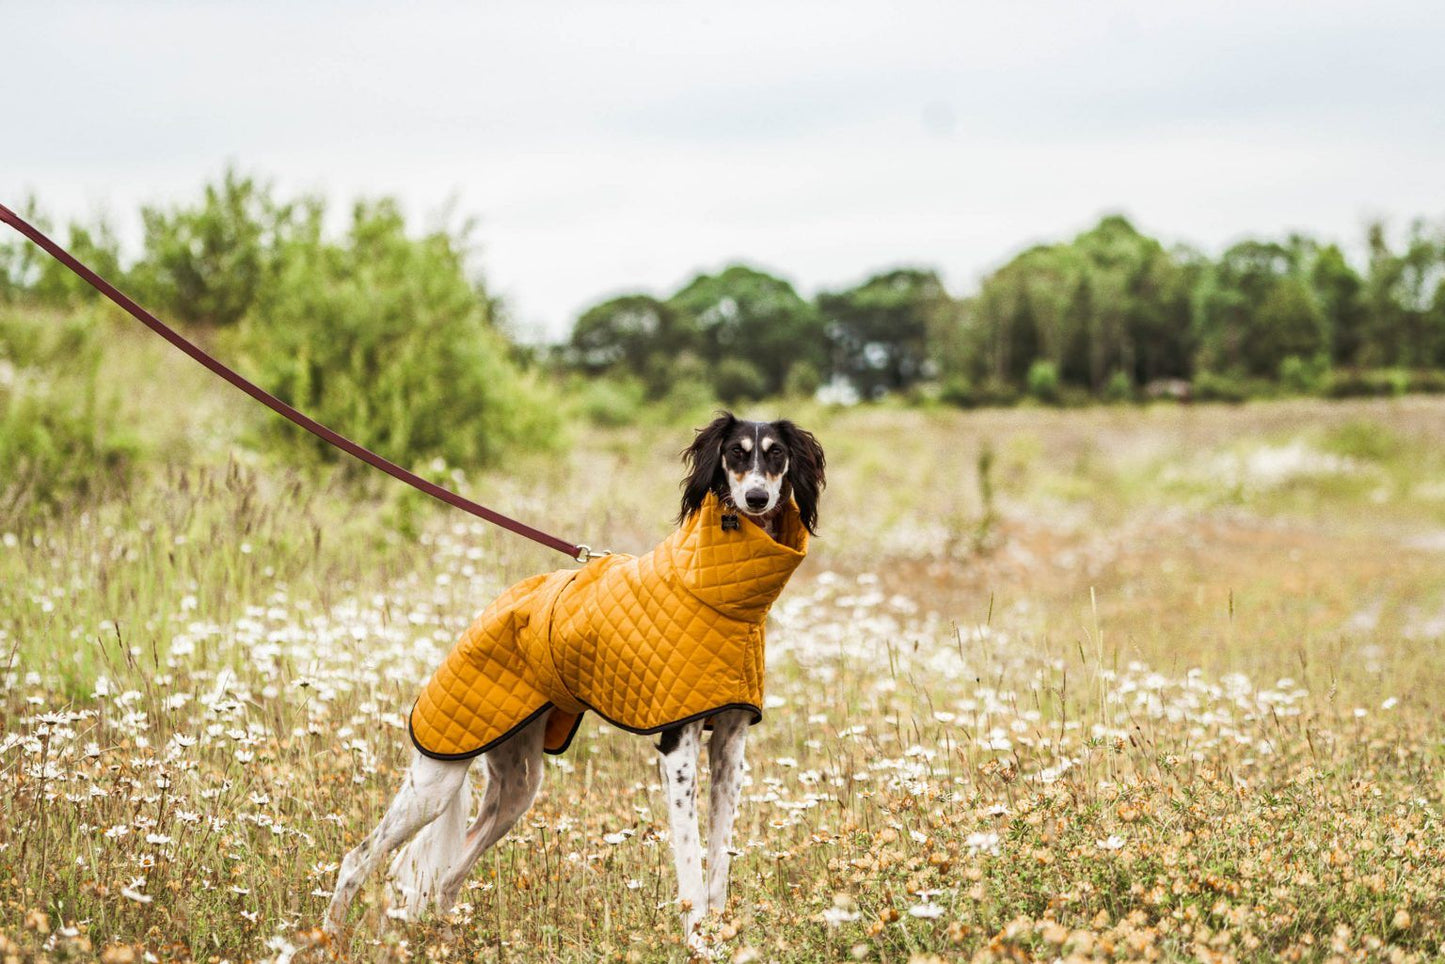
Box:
(2, 174), (561, 498)
(4, 300), (1445, 960)
(3, 174), (1445, 961)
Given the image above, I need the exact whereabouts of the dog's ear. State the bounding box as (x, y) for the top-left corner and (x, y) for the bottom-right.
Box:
(776, 420), (825, 534)
(678, 411), (735, 525)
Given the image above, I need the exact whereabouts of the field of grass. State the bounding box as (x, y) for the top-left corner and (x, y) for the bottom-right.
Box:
(4, 327), (1445, 962)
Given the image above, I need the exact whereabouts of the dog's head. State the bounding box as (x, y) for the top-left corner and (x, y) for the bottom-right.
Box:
(678, 411), (826, 535)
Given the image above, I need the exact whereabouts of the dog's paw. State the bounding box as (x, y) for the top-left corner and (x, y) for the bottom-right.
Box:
(685, 931), (715, 960)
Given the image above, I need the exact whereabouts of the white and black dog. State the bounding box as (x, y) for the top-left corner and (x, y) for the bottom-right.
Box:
(325, 413), (825, 950)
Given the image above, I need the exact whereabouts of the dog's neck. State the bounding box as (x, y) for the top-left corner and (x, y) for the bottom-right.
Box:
(721, 498), (783, 541)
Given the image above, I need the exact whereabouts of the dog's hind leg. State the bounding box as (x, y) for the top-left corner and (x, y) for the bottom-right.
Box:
(705, 709), (750, 913)
(325, 752), (470, 933)
(658, 719), (707, 945)
(436, 712), (548, 908)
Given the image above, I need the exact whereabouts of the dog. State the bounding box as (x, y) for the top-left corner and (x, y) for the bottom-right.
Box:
(324, 412), (825, 950)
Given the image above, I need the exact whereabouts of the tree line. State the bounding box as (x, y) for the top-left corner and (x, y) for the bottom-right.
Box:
(563, 214), (1445, 405)
(5, 171), (1444, 418)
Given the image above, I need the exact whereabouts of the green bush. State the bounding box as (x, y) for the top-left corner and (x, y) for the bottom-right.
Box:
(35, 222), (124, 308)
(572, 376), (646, 427)
(1102, 370), (1134, 403)
(974, 378), (1021, 408)
(1279, 354), (1330, 395)
(129, 168), (289, 326)
(1325, 368), (1410, 399)
(900, 380), (943, 408)
(236, 199), (560, 470)
(938, 375), (976, 408)
(1383, 369), (1411, 397)
(1026, 359), (1061, 404)
(1407, 370), (1445, 394)
(783, 360), (823, 399)
(653, 363), (717, 422)
(0, 198), (45, 304)
(0, 308), (141, 514)
(1320, 419), (1402, 462)
(0, 199), (124, 309)
(711, 358), (767, 404)
(1193, 370), (1251, 403)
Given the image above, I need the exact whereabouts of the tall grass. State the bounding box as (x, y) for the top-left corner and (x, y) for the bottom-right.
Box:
(3, 325), (1445, 960)
(0, 306), (141, 520)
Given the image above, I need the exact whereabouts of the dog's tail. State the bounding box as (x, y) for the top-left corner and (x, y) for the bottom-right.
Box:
(388, 755), (471, 917)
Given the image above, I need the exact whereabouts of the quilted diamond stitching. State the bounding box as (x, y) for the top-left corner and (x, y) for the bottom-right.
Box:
(410, 493), (806, 757)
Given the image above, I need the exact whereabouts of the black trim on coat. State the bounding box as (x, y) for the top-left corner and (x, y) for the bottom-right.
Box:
(408, 699), (762, 761)
(408, 702), (555, 761)
(576, 697), (763, 736)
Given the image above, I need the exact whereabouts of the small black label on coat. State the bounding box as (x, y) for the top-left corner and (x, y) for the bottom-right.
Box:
(721, 514), (739, 531)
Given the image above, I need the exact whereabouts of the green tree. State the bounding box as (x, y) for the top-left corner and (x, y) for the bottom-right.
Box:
(667, 265), (825, 396)
(1363, 220), (1445, 367)
(1073, 216), (1195, 387)
(1255, 276), (1328, 367)
(816, 268), (954, 398)
(959, 252), (1046, 387)
(1192, 240), (1328, 377)
(569, 294), (698, 396)
(1309, 243), (1367, 365)
(953, 216), (1193, 394)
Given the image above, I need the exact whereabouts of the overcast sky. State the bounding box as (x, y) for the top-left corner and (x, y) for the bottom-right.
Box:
(6, 1), (1444, 341)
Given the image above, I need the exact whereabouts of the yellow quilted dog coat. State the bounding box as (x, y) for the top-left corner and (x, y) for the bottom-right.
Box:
(409, 493), (808, 758)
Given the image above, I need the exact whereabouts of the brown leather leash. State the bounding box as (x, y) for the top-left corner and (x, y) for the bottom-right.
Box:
(0, 201), (597, 562)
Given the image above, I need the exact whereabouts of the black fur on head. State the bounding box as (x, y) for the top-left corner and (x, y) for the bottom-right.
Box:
(677, 411), (826, 535)
(774, 419), (826, 534)
(678, 411), (736, 526)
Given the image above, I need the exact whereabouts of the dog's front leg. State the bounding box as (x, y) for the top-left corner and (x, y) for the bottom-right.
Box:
(658, 720), (707, 944)
(705, 709), (749, 913)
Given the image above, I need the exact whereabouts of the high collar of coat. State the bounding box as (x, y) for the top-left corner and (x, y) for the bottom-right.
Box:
(663, 492), (808, 623)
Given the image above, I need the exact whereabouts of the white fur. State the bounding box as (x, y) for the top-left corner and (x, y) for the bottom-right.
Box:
(387, 756), (471, 915)
(726, 426), (788, 517)
(659, 720), (707, 940)
(326, 705), (751, 953)
(326, 708), (754, 952)
(326, 715), (547, 931)
(727, 469), (785, 515)
(325, 752), (470, 929)
(657, 709), (751, 952)
(705, 710), (749, 912)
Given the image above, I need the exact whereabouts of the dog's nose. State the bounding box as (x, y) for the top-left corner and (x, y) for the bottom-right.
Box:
(745, 489), (769, 511)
